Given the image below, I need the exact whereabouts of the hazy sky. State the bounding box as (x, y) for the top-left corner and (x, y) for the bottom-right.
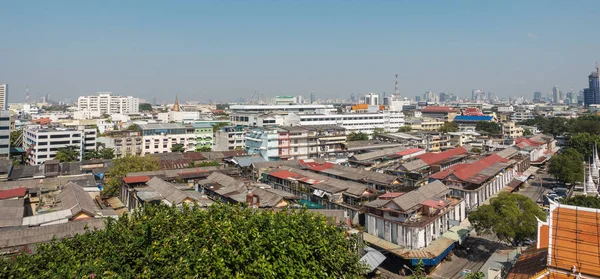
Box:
(1, 1), (599, 103)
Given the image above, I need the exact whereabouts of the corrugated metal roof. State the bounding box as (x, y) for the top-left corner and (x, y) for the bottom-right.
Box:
(146, 177), (191, 205)
(0, 219), (106, 249)
(58, 182), (98, 217)
(0, 187), (27, 200)
(392, 180), (449, 212)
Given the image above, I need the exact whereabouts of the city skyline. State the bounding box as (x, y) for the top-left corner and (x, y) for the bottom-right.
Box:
(1, 1), (599, 102)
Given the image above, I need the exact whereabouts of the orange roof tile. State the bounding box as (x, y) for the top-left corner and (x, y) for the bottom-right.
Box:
(506, 248), (547, 279)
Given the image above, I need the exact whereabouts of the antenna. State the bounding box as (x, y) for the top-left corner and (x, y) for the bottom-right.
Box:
(394, 74), (399, 95)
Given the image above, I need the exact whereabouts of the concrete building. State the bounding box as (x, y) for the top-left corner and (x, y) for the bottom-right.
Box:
(364, 180), (466, 250)
(214, 125), (246, 151)
(229, 104), (335, 115)
(23, 126), (97, 165)
(420, 106), (458, 122)
(96, 131), (143, 158)
(510, 109), (535, 122)
(289, 111), (405, 134)
(193, 123), (213, 151)
(137, 123), (196, 155)
(0, 111), (10, 158)
(77, 92), (140, 115)
(0, 84), (7, 110)
(501, 121), (524, 138)
(364, 93), (379, 106)
(245, 126), (310, 161)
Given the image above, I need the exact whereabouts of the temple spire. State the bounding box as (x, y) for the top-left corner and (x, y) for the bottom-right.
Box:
(172, 95), (181, 112)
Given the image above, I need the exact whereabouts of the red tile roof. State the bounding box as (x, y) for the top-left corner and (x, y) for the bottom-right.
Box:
(396, 148), (424, 156)
(421, 106), (457, 113)
(462, 107), (484, 116)
(516, 137), (544, 147)
(420, 199), (447, 209)
(0, 187), (27, 200)
(429, 154), (509, 182)
(122, 176), (151, 184)
(300, 161), (335, 171)
(417, 147), (467, 165)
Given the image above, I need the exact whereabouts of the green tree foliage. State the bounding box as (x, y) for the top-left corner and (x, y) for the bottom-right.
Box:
(0, 204), (367, 278)
(520, 115), (600, 136)
(397, 126), (412, 132)
(83, 148), (115, 160)
(470, 147), (482, 154)
(568, 132), (600, 159)
(10, 130), (22, 147)
(54, 145), (80, 162)
(212, 122), (229, 133)
(475, 121), (501, 134)
(138, 103), (153, 111)
(102, 155), (160, 197)
(43, 105), (68, 112)
(372, 127), (385, 136)
(171, 144), (185, 153)
(469, 192), (546, 246)
(548, 148), (584, 184)
(82, 150), (99, 160)
(561, 195), (600, 209)
(347, 132), (369, 141)
(189, 161), (220, 167)
(465, 271), (486, 279)
(523, 128), (533, 136)
(438, 121), (458, 133)
(409, 259), (431, 279)
(197, 146), (212, 152)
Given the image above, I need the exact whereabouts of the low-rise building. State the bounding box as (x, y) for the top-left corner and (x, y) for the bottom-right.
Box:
(501, 121), (524, 138)
(420, 106), (458, 122)
(138, 123), (196, 155)
(364, 180), (466, 250)
(193, 123), (213, 151)
(96, 131), (143, 158)
(23, 126), (97, 165)
(453, 115), (495, 132)
(214, 125), (246, 151)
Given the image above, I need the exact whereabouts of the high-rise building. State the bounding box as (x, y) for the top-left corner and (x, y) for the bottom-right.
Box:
(584, 66), (600, 107)
(363, 93), (379, 106)
(23, 126), (97, 165)
(77, 92), (140, 115)
(0, 84), (8, 110)
(471, 89), (482, 101)
(533, 92), (542, 102)
(552, 86), (560, 103)
(0, 111), (10, 158)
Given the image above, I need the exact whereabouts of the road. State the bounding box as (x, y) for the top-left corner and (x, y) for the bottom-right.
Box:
(517, 170), (556, 203)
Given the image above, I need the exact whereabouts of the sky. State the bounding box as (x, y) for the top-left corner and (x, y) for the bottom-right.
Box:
(1, 0), (599, 103)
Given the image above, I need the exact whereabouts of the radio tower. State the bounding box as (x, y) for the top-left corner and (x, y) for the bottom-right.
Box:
(25, 85), (30, 103)
(394, 74), (400, 95)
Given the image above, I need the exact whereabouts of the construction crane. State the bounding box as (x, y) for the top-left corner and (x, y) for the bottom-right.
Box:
(248, 90), (257, 104)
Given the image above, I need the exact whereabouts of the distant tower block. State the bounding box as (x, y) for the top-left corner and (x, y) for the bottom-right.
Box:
(25, 85), (30, 103)
(395, 74), (400, 95)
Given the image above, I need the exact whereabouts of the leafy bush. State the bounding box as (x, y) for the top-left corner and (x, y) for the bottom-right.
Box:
(0, 204), (367, 278)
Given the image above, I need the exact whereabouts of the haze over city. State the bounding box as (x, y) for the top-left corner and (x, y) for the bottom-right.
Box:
(1, 1), (599, 102)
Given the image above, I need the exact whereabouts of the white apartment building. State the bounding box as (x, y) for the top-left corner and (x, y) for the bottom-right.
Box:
(230, 104), (336, 114)
(23, 126), (97, 165)
(287, 111), (405, 134)
(77, 92), (140, 115)
(0, 84), (7, 111)
(0, 111), (10, 157)
(137, 123), (196, 154)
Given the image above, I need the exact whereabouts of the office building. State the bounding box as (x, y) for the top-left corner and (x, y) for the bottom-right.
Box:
(214, 125), (246, 151)
(96, 131), (143, 158)
(552, 85), (560, 104)
(364, 93), (379, 106)
(23, 126), (97, 165)
(584, 66), (600, 107)
(533, 91), (542, 102)
(77, 92), (140, 115)
(0, 84), (7, 110)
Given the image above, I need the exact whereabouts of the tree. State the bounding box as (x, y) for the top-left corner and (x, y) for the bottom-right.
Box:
(0, 204), (368, 278)
(548, 148), (584, 184)
(98, 148), (115, 159)
(469, 192), (546, 246)
(139, 103), (153, 111)
(475, 121), (501, 135)
(102, 155), (160, 197)
(471, 147), (482, 154)
(55, 146), (80, 162)
(10, 130), (22, 148)
(523, 128), (533, 136)
(347, 132), (369, 141)
(126, 124), (139, 131)
(568, 132), (600, 159)
(171, 144), (185, 153)
(409, 259), (431, 279)
(398, 126), (412, 132)
(438, 121), (458, 133)
(212, 122), (229, 133)
(82, 150), (99, 160)
(373, 128), (385, 136)
(197, 146), (212, 152)
(561, 195), (600, 209)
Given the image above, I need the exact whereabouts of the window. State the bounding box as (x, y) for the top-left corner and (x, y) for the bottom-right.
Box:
(294, 147), (298, 152)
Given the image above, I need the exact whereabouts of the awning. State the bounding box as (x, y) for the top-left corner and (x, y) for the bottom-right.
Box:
(360, 247), (386, 273)
(517, 166), (539, 182)
(441, 225), (471, 245)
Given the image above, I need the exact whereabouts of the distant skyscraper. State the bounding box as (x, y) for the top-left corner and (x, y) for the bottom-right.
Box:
(552, 86), (560, 103)
(0, 84), (7, 110)
(471, 89), (482, 101)
(533, 92), (542, 102)
(363, 93), (379, 105)
(439, 92), (447, 103)
(584, 65), (600, 107)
